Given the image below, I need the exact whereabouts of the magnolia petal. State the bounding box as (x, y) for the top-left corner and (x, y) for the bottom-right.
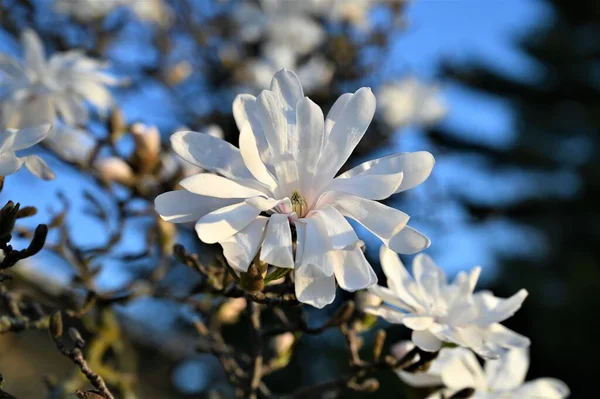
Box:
(256, 90), (288, 159)
(316, 87), (376, 185)
(339, 151), (435, 194)
(379, 246), (424, 310)
(478, 289), (529, 325)
(412, 329), (442, 352)
(170, 131), (254, 182)
(233, 94), (272, 168)
(398, 370), (443, 388)
(299, 217), (333, 276)
(22, 155), (55, 180)
(195, 201), (262, 244)
(324, 93), (352, 136)
(0, 151), (23, 176)
(388, 226), (431, 255)
(155, 190), (240, 224)
(260, 213), (294, 268)
(331, 193), (410, 248)
(55, 94), (89, 125)
(293, 97), (325, 196)
(484, 323), (531, 351)
(270, 69), (304, 112)
(363, 305), (406, 324)
(325, 171), (403, 201)
(368, 284), (415, 313)
(294, 262), (336, 309)
(403, 315), (435, 331)
(413, 254), (445, 305)
(516, 378), (570, 398)
(313, 206), (359, 250)
(239, 122), (278, 191)
(333, 247), (377, 291)
(180, 173), (266, 199)
(221, 217), (268, 272)
(11, 124), (52, 150)
(22, 29), (46, 76)
(485, 347), (529, 392)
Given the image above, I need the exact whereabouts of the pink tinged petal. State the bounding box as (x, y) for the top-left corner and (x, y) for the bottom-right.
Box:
(403, 315), (435, 331)
(388, 225), (431, 255)
(170, 130), (255, 183)
(195, 201), (263, 244)
(325, 171), (404, 201)
(0, 151), (23, 176)
(516, 379), (570, 398)
(154, 190), (239, 224)
(294, 262), (336, 309)
(379, 246), (424, 311)
(331, 193), (410, 249)
(368, 284), (415, 313)
(316, 88), (376, 185)
(239, 122), (278, 191)
(363, 305), (406, 324)
(299, 217), (334, 276)
(485, 347), (529, 392)
(260, 213), (294, 268)
(22, 155), (55, 180)
(339, 151), (435, 194)
(221, 217), (268, 272)
(333, 247), (377, 291)
(22, 29), (46, 75)
(312, 206), (359, 250)
(412, 329), (442, 352)
(11, 124), (52, 150)
(293, 97), (325, 196)
(270, 69), (304, 112)
(179, 173), (266, 199)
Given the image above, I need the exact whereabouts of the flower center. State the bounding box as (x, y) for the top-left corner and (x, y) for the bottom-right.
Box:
(290, 190), (308, 218)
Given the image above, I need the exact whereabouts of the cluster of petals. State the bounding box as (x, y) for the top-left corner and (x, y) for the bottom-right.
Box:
(365, 247), (530, 358)
(0, 29), (118, 129)
(155, 69), (435, 308)
(399, 346), (569, 399)
(0, 124), (54, 180)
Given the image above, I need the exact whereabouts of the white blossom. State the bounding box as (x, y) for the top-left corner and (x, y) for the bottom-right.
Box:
(376, 77), (446, 129)
(0, 29), (119, 129)
(55, 0), (172, 26)
(155, 69), (434, 308)
(400, 347), (570, 399)
(366, 247), (529, 358)
(0, 124), (54, 180)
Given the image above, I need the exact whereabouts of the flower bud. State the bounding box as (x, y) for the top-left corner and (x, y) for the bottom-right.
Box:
(94, 157), (135, 186)
(49, 311), (63, 341)
(157, 216), (176, 255)
(273, 332), (295, 357)
(131, 123), (161, 174)
(240, 261), (267, 292)
(217, 298), (247, 324)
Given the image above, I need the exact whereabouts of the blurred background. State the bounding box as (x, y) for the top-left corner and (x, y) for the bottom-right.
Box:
(0, 0), (596, 397)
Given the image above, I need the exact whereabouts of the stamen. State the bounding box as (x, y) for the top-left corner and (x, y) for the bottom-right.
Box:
(290, 190), (308, 218)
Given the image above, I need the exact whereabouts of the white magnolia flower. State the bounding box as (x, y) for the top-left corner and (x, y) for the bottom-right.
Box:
(0, 124), (54, 180)
(401, 347), (570, 399)
(376, 77), (446, 129)
(366, 247), (529, 358)
(155, 69), (434, 308)
(55, 0), (172, 26)
(0, 29), (119, 129)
